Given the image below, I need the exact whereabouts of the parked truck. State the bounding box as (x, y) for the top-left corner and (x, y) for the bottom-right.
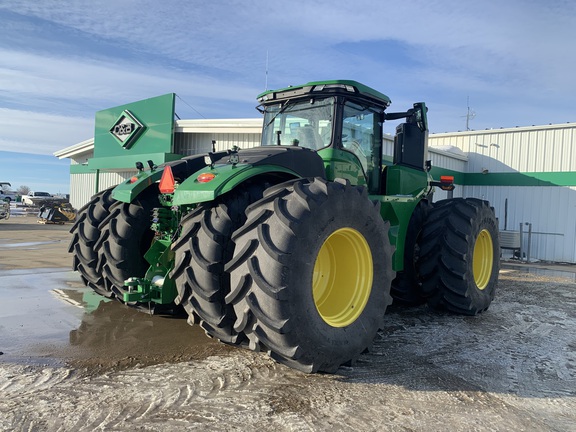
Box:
(70, 80), (499, 373)
(21, 191), (52, 206)
(0, 184), (18, 202)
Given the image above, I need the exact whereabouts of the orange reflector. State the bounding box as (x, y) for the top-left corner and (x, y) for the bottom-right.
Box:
(197, 172), (216, 183)
(130, 176), (138, 183)
(440, 175), (454, 183)
(159, 165), (175, 194)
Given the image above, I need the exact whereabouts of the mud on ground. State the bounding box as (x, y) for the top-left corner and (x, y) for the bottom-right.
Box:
(0, 217), (575, 431)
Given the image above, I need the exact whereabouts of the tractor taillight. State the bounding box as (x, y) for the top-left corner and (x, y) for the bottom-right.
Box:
(439, 175), (455, 191)
(197, 172), (216, 183)
(159, 165), (175, 194)
(129, 176), (138, 184)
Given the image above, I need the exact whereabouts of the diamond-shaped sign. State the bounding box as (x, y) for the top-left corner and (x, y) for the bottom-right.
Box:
(109, 110), (146, 149)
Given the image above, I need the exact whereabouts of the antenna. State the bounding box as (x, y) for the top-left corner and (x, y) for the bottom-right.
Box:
(265, 50), (269, 90)
(464, 96), (476, 130)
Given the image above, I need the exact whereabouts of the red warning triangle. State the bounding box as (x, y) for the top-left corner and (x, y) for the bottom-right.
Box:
(159, 165), (175, 193)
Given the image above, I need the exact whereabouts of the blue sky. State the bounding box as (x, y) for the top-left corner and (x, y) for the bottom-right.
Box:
(1, 1), (575, 194)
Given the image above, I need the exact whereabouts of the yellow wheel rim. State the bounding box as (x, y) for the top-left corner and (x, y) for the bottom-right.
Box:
(473, 229), (494, 290)
(312, 228), (373, 327)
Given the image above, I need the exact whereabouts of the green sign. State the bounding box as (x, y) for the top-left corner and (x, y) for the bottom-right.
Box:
(90, 93), (177, 170)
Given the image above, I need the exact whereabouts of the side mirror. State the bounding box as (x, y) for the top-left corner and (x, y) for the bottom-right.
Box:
(411, 102), (428, 132)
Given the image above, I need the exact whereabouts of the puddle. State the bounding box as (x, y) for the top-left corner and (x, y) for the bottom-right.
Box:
(501, 264), (576, 283)
(0, 269), (234, 373)
(0, 240), (62, 248)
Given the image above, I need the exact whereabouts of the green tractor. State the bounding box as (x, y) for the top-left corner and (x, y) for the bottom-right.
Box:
(70, 80), (499, 373)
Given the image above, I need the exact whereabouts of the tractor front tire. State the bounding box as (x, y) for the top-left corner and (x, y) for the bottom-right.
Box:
(227, 178), (394, 373)
(69, 188), (115, 297)
(418, 198), (499, 315)
(95, 190), (159, 303)
(170, 185), (266, 344)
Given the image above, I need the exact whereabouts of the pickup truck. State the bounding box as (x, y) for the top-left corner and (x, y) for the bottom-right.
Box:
(0, 182), (18, 202)
(21, 191), (52, 206)
(0, 191), (18, 202)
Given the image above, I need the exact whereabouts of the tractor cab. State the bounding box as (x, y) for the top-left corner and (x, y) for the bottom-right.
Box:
(257, 80), (430, 196)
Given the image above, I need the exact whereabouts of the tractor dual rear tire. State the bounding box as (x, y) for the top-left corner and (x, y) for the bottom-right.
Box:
(226, 178), (394, 373)
(69, 188), (115, 297)
(95, 190), (160, 305)
(170, 185), (267, 344)
(418, 198), (499, 315)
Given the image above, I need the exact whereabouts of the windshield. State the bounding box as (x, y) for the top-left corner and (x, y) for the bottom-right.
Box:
(262, 98), (334, 150)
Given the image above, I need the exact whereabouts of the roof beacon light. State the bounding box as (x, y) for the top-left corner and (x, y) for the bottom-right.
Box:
(159, 165), (175, 194)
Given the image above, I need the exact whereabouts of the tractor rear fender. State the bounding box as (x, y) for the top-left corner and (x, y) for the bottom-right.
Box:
(172, 147), (325, 205)
(111, 152), (219, 203)
(173, 163), (310, 205)
(112, 146), (326, 205)
(370, 195), (425, 272)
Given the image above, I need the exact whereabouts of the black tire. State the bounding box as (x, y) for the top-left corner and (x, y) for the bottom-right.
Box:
(69, 188), (115, 297)
(390, 199), (431, 306)
(226, 178), (394, 373)
(170, 184), (267, 344)
(95, 189), (160, 303)
(418, 198), (500, 315)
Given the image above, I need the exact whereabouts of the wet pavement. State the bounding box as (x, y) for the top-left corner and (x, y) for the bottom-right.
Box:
(0, 268), (84, 364)
(0, 266), (235, 372)
(0, 216), (234, 372)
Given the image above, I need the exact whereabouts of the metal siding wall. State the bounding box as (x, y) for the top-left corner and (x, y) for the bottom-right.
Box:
(429, 125), (576, 174)
(461, 185), (576, 263)
(98, 171), (134, 191)
(430, 125), (576, 262)
(429, 151), (466, 172)
(70, 171), (134, 209)
(428, 150), (466, 201)
(70, 174), (95, 210)
(383, 135), (394, 157)
(214, 132), (261, 151)
(174, 132), (261, 154)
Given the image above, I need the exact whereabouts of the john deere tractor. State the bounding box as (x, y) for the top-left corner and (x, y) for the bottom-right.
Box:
(70, 80), (499, 373)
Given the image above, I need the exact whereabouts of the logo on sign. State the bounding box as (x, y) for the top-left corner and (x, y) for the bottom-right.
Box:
(110, 110), (146, 149)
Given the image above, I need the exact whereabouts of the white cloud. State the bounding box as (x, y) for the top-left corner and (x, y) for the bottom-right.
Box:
(0, 108), (93, 154)
(0, 0), (575, 150)
(0, 48), (259, 109)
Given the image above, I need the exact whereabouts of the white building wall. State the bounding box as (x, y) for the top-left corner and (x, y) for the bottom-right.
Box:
(429, 123), (576, 174)
(174, 132), (261, 155)
(430, 124), (576, 263)
(462, 185), (576, 263)
(69, 171), (134, 210)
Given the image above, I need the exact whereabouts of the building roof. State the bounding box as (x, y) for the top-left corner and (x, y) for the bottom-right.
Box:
(431, 122), (576, 137)
(54, 118), (263, 159)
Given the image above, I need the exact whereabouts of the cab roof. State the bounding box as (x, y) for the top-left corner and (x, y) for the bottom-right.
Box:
(257, 80), (391, 108)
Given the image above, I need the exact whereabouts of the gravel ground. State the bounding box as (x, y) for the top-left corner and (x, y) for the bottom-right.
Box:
(0, 216), (575, 431)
